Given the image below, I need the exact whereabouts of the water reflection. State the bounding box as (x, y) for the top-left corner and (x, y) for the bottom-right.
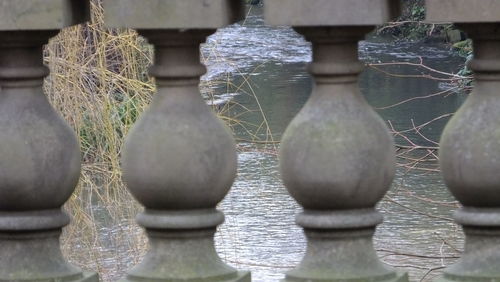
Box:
(210, 5), (466, 281)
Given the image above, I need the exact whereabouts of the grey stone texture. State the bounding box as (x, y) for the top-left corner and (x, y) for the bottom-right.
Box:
(0, 2), (95, 281)
(285, 229), (407, 282)
(0, 28), (97, 282)
(276, 25), (408, 282)
(0, 0), (89, 30)
(103, 2), (248, 279)
(436, 22), (500, 282)
(265, 0), (400, 26)
(103, 0), (244, 29)
(426, 0), (500, 23)
(117, 28), (249, 281)
(105, 2), (250, 280)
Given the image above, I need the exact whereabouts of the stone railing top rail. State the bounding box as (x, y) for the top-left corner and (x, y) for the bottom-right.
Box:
(103, 0), (244, 29)
(0, 0), (89, 30)
(265, 0), (401, 26)
(426, 0), (500, 23)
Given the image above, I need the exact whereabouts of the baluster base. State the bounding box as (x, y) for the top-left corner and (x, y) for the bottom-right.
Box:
(283, 210), (408, 282)
(120, 210), (250, 281)
(70, 272), (99, 282)
(0, 272), (98, 282)
(120, 271), (250, 282)
(0, 210), (98, 282)
(435, 208), (500, 281)
(283, 272), (408, 282)
(437, 269), (500, 282)
(436, 276), (500, 282)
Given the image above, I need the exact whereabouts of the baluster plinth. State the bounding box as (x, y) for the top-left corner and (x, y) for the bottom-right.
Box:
(427, 2), (500, 280)
(103, 1), (249, 281)
(266, 1), (408, 281)
(0, 2), (97, 282)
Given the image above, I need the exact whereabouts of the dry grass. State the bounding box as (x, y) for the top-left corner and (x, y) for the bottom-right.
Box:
(44, 1), (151, 279)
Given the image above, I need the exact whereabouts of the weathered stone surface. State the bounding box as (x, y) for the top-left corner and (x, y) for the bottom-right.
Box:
(0, 30), (97, 281)
(0, 0), (89, 30)
(280, 27), (396, 211)
(122, 272), (250, 282)
(436, 23), (500, 282)
(284, 212), (408, 282)
(277, 26), (408, 282)
(103, 0), (243, 29)
(265, 0), (400, 26)
(426, 0), (500, 23)
(120, 29), (250, 281)
(434, 225), (500, 282)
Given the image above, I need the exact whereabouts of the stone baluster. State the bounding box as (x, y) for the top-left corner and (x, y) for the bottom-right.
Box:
(103, 1), (250, 281)
(265, 1), (408, 281)
(427, 1), (500, 281)
(0, 1), (98, 282)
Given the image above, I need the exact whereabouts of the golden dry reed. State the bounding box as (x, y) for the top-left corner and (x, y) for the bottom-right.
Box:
(44, 1), (152, 279)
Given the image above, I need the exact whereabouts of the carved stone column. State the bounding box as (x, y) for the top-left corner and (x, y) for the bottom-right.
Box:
(0, 1), (97, 282)
(265, 1), (408, 281)
(103, 1), (250, 281)
(427, 1), (500, 281)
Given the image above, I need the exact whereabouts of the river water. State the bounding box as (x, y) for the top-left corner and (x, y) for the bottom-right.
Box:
(70, 5), (471, 282)
(203, 5), (468, 282)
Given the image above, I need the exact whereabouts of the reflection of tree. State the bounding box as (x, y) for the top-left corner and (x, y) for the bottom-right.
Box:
(219, 56), (472, 174)
(367, 60), (471, 173)
(366, 59), (469, 281)
(210, 60), (310, 144)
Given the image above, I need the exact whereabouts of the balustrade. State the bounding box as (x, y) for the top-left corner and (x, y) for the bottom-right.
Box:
(3, 0), (500, 281)
(265, 0), (408, 281)
(427, 1), (500, 281)
(0, 1), (98, 281)
(103, 0), (250, 281)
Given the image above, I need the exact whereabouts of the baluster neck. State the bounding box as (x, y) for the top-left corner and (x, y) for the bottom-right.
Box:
(298, 27), (370, 84)
(140, 30), (212, 87)
(0, 31), (56, 88)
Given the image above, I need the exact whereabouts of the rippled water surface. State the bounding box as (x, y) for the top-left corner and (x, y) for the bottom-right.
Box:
(205, 6), (466, 281)
(83, 5), (469, 282)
